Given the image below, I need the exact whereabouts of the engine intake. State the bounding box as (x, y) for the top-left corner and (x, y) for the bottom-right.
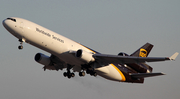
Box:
(75, 49), (95, 63)
(34, 53), (51, 66)
(118, 52), (129, 56)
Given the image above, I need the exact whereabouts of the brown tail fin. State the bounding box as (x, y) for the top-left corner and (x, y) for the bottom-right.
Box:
(130, 43), (154, 72)
(130, 43), (153, 57)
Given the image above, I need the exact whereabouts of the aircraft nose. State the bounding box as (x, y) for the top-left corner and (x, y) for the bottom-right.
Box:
(2, 19), (12, 29)
(2, 19), (7, 28)
(2, 18), (16, 31)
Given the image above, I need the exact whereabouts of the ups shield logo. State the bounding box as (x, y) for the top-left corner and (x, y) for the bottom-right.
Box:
(139, 48), (147, 57)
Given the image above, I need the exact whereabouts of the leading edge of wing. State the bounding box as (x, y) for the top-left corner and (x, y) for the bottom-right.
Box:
(93, 53), (178, 64)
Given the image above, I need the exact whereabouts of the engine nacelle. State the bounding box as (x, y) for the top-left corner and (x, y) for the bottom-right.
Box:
(118, 52), (129, 56)
(34, 53), (51, 66)
(75, 49), (95, 63)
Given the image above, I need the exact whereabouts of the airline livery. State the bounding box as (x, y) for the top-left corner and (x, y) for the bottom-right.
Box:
(3, 17), (179, 83)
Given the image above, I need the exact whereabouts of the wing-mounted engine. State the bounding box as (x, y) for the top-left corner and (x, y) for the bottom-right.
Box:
(75, 49), (95, 63)
(35, 53), (65, 71)
(34, 53), (52, 66)
(118, 52), (129, 56)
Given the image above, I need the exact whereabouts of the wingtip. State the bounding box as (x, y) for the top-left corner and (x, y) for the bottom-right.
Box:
(169, 52), (179, 60)
(160, 72), (166, 75)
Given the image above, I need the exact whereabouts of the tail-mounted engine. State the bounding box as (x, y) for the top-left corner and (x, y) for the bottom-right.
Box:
(118, 52), (152, 73)
(118, 52), (129, 56)
(75, 49), (95, 63)
(34, 53), (51, 66)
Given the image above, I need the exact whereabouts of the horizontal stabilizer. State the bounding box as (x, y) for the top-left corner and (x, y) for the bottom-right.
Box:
(130, 72), (165, 78)
(169, 52), (179, 60)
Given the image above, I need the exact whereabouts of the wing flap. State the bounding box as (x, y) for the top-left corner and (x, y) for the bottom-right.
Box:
(130, 72), (165, 78)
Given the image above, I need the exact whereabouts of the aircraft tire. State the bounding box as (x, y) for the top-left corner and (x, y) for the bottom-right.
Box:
(79, 72), (85, 77)
(93, 72), (97, 77)
(63, 72), (67, 77)
(90, 71), (97, 76)
(67, 73), (72, 79)
(86, 69), (90, 74)
(71, 73), (75, 77)
(18, 45), (23, 49)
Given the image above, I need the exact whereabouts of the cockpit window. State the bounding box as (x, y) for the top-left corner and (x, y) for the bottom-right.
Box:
(7, 18), (16, 22)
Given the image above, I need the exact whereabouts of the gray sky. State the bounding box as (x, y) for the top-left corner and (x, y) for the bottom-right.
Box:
(0, 0), (180, 99)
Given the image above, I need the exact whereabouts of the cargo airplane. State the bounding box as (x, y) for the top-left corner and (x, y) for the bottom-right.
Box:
(3, 17), (179, 83)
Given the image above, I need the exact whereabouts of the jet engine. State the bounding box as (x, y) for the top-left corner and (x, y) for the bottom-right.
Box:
(34, 53), (51, 66)
(75, 49), (95, 63)
(118, 52), (129, 56)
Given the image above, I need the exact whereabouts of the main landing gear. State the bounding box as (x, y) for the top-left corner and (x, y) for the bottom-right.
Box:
(86, 68), (97, 77)
(18, 39), (24, 50)
(63, 71), (75, 79)
(63, 64), (75, 79)
(79, 71), (85, 77)
(63, 64), (97, 79)
(81, 64), (97, 77)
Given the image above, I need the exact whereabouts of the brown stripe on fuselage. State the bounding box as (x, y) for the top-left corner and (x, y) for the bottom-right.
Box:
(111, 64), (126, 81)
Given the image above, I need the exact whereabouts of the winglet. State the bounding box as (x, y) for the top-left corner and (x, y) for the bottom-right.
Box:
(169, 52), (179, 60)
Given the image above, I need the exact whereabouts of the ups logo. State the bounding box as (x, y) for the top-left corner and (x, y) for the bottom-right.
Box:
(139, 48), (147, 57)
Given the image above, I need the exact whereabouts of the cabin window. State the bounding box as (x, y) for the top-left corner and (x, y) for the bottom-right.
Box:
(7, 18), (16, 22)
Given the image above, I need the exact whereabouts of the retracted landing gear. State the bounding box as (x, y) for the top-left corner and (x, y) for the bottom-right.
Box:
(18, 39), (25, 50)
(63, 64), (75, 79)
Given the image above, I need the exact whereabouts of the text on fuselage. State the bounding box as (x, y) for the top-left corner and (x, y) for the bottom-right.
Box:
(36, 28), (64, 43)
(52, 35), (64, 43)
(36, 28), (51, 37)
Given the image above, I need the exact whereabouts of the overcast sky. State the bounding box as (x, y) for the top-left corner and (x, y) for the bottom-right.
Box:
(0, 0), (180, 99)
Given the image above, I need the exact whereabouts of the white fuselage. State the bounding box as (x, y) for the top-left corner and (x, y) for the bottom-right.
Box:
(3, 17), (125, 82)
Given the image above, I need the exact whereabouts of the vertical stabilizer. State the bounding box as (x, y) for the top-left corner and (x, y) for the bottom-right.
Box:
(130, 43), (154, 57)
(129, 43), (154, 72)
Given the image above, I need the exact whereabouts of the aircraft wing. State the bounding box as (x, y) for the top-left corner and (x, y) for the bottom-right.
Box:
(43, 54), (66, 71)
(93, 52), (179, 64)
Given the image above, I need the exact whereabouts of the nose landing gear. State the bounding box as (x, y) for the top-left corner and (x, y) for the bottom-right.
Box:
(18, 39), (25, 50)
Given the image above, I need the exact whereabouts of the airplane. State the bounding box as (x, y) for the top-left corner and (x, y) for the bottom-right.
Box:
(2, 17), (179, 83)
